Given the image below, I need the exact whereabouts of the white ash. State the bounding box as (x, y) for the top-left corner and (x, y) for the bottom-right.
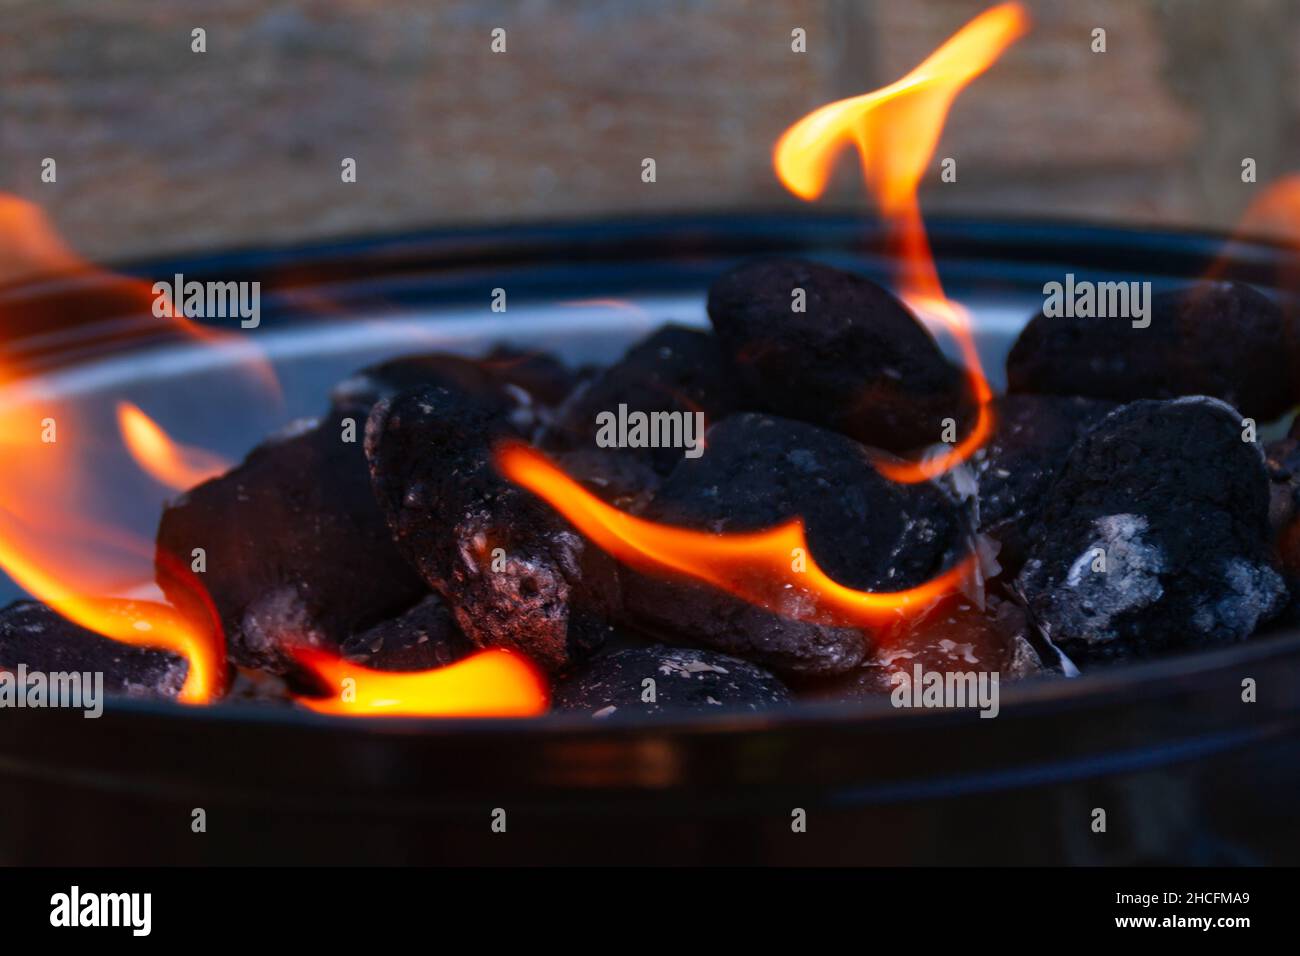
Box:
(1189, 558), (1285, 639)
(1047, 513), (1166, 647)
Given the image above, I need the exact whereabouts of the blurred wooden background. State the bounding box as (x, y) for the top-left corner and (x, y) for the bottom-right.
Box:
(1, 0), (1297, 262)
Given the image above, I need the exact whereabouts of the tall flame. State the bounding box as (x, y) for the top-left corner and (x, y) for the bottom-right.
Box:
(293, 648), (548, 717)
(0, 193), (249, 702)
(497, 442), (974, 629)
(116, 401), (231, 491)
(775, 1), (1029, 482)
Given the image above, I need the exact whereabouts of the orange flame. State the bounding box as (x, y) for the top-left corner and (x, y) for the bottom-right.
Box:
(497, 442), (973, 630)
(292, 648), (548, 717)
(774, 2), (1028, 481)
(1204, 173), (1300, 291)
(116, 402), (231, 491)
(0, 395), (228, 703)
(0, 194), (243, 702)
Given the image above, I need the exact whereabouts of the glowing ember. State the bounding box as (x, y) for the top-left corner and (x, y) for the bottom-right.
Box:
(292, 647), (548, 717)
(117, 401), (231, 491)
(497, 441), (974, 630)
(774, 1), (1028, 482)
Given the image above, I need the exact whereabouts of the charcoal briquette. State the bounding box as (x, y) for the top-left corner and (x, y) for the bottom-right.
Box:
(707, 258), (973, 452)
(553, 644), (789, 717)
(1007, 281), (1298, 421)
(0, 600), (188, 699)
(155, 409), (429, 673)
(623, 413), (969, 677)
(1017, 397), (1287, 666)
(971, 394), (1115, 573)
(551, 447), (661, 513)
(797, 595), (1044, 701)
(340, 594), (473, 671)
(546, 325), (745, 475)
(331, 348), (564, 436)
(365, 384), (621, 673)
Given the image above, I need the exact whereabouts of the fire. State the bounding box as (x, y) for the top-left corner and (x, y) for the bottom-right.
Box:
(492, 8), (1026, 638)
(0, 193), (242, 702)
(116, 402), (231, 491)
(497, 442), (974, 629)
(292, 648), (548, 717)
(0, 392), (228, 703)
(1204, 173), (1300, 289)
(774, 1), (1028, 482)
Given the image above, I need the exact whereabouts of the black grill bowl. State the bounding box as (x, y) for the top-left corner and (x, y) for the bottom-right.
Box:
(1, 214), (1298, 865)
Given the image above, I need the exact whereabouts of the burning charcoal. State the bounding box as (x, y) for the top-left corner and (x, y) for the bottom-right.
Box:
(366, 384), (621, 673)
(554, 645), (789, 717)
(623, 413), (969, 677)
(0, 601), (187, 699)
(707, 258), (973, 452)
(1017, 397), (1287, 666)
(797, 595), (1044, 702)
(971, 394), (1115, 573)
(340, 594), (473, 672)
(552, 447), (661, 513)
(330, 350), (560, 436)
(1007, 281), (1298, 421)
(546, 325), (745, 475)
(156, 409), (429, 673)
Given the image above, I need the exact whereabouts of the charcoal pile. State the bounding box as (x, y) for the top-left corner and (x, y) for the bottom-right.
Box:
(11, 258), (1298, 717)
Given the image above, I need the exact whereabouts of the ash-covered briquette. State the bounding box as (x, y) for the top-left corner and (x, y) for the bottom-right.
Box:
(796, 595), (1044, 702)
(706, 258), (973, 452)
(365, 384), (621, 673)
(622, 413), (969, 677)
(0, 601), (188, 699)
(1006, 281), (1298, 421)
(340, 594), (473, 672)
(553, 644), (789, 717)
(155, 408), (429, 674)
(545, 325), (745, 475)
(331, 347), (573, 436)
(970, 394), (1115, 573)
(1017, 397), (1287, 666)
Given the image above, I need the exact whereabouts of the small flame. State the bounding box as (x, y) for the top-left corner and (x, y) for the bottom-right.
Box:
(1204, 173), (1300, 290)
(116, 402), (231, 491)
(497, 442), (973, 630)
(774, 2), (1028, 481)
(292, 648), (549, 717)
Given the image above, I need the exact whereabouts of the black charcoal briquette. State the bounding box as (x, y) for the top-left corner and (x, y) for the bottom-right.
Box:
(155, 409), (429, 673)
(1017, 397), (1287, 666)
(1007, 281), (1298, 421)
(707, 258), (974, 452)
(623, 413), (969, 677)
(365, 384), (621, 673)
(553, 645), (789, 717)
(0, 600), (188, 699)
